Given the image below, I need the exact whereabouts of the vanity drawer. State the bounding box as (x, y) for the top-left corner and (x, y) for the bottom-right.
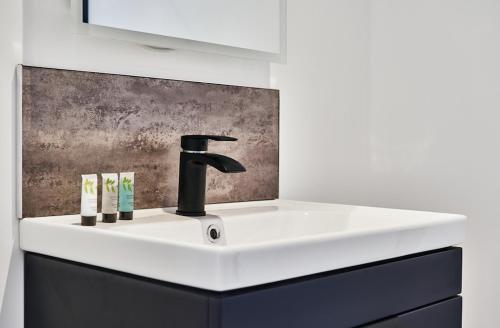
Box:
(361, 297), (462, 328)
(215, 247), (462, 328)
(25, 247), (462, 328)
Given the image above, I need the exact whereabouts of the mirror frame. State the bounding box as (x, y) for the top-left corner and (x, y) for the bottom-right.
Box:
(71, 0), (287, 63)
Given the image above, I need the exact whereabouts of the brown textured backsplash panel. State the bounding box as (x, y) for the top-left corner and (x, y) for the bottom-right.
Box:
(21, 66), (279, 217)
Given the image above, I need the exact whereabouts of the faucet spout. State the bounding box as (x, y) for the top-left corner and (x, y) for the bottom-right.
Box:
(194, 153), (246, 173)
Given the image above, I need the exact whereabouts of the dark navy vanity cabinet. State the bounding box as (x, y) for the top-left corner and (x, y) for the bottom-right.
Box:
(25, 247), (462, 328)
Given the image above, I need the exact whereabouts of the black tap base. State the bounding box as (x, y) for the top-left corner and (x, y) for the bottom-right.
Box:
(176, 210), (206, 217)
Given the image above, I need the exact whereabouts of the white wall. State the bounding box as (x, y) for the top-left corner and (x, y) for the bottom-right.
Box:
(271, 0), (371, 204)
(273, 0), (500, 327)
(0, 0), (23, 327)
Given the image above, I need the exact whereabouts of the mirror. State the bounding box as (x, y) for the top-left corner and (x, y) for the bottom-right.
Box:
(81, 0), (286, 62)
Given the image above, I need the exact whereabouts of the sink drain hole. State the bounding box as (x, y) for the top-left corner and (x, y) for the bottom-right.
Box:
(207, 225), (221, 243)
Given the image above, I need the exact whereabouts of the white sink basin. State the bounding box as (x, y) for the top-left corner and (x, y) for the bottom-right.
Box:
(20, 199), (466, 291)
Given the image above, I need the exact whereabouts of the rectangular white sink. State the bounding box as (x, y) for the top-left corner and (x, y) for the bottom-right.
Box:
(20, 199), (466, 291)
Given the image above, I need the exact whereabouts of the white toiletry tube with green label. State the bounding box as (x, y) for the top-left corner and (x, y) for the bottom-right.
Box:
(101, 173), (118, 223)
(119, 172), (134, 220)
(81, 174), (98, 226)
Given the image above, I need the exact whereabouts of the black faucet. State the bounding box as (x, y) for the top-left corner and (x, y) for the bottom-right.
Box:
(176, 135), (246, 216)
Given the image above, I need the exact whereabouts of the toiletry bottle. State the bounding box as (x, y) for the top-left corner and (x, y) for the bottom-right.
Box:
(119, 172), (134, 220)
(81, 174), (98, 226)
(101, 173), (118, 223)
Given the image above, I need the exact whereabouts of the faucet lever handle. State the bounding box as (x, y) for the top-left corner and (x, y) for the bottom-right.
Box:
(181, 135), (238, 151)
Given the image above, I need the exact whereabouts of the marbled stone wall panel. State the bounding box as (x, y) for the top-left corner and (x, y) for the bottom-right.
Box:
(21, 66), (279, 217)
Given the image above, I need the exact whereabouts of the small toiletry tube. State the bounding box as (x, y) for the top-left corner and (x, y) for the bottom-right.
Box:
(101, 173), (118, 223)
(119, 172), (134, 220)
(81, 174), (98, 226)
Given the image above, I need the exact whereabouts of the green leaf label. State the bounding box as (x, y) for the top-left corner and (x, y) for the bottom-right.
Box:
(105, 177), (116, 193)
(121, 177), (133, 192)
(83, 178), (95, 195)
